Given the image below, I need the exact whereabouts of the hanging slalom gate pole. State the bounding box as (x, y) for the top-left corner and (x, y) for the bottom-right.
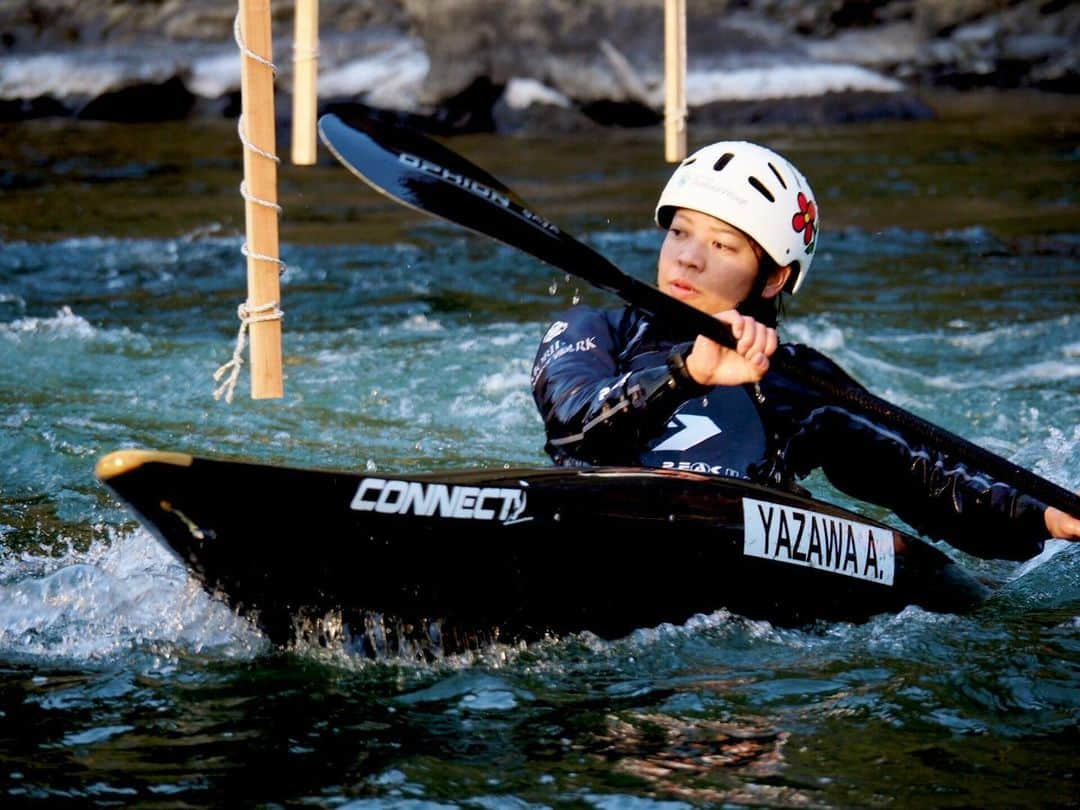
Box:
(216, 0), (284, 401)
(664, 0), (687, 163)
(291, 0), (319, 166)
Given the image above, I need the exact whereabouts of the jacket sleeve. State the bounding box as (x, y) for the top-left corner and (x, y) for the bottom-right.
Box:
(531, 309), (709, 465)
(772, 344), (1049, 560)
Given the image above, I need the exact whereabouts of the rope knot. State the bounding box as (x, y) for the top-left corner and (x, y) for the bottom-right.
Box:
(213, 300), (284, 403)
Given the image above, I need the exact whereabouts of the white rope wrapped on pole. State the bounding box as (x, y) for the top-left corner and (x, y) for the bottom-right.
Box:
(217, 0), (284, 402)
(664, 0), (687, 163)
(291, 0), (319, 166)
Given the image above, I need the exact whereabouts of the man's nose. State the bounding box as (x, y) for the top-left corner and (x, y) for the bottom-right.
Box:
(678, 239), (706, 270)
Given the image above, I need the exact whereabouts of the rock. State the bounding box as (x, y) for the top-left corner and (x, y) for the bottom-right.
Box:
(491, 77), (601, 134)
(0, 95), (70, 122)
(77, 75), (196, 122)
(0, 0), (1074, 132)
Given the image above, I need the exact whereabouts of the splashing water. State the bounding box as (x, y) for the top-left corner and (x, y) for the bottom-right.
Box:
(0, 108), (1077, 806)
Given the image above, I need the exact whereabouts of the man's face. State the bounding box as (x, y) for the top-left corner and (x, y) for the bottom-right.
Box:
(656, 208), (763, 315)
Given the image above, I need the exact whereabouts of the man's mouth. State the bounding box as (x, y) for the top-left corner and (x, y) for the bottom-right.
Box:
(667, 279), (697, 300)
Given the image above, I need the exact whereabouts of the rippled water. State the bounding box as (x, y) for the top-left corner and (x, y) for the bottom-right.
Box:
(1, 93), (1079, 806)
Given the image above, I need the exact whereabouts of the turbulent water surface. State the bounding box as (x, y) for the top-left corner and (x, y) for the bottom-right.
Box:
(1, 92), (1078, 807)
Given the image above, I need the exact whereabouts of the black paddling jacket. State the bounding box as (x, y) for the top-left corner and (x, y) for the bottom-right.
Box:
(531, 305), (1049, 561)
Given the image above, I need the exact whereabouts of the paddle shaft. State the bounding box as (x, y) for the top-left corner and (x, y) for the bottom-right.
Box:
(317, 113), (1080, 519)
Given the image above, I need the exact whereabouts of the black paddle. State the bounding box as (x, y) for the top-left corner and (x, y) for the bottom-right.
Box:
(317, 112), (1080, 520)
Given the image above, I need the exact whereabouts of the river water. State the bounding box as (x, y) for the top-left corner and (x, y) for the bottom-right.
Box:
(1, 91), (1078, 807)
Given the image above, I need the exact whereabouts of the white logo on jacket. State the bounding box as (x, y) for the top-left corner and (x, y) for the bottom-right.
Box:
(531, 335), (599, 385)
(543, 321), (569, 343)
(651, 414), (722, 451)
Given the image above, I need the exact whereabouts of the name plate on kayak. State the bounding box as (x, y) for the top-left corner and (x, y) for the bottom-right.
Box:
(742, 497), (895, 586)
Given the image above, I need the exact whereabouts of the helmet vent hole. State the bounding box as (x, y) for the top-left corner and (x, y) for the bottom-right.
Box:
(748, 176), (775, 202)
(768, 162), (787, 189)
(712, 153), (734, 171)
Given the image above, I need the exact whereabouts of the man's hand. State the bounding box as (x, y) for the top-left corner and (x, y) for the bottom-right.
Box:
(1045, 491), (1080, 539)
(685, 310), (778, 387)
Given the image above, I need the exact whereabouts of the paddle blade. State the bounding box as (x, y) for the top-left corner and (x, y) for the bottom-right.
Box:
(319, 112), (517, 202)
(317, 112), (736, 345)
(318, 113), (577, 263)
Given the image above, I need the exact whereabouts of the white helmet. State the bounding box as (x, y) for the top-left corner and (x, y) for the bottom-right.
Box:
(654, 141), (819, 294)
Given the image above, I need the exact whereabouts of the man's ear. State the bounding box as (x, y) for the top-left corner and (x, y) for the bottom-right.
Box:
(762, 265), (793, 299)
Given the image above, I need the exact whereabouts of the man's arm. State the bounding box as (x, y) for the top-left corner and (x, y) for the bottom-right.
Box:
(532, 309), (708, 465)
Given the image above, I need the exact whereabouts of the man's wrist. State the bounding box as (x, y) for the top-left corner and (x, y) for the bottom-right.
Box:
(666, 345), (709, 393)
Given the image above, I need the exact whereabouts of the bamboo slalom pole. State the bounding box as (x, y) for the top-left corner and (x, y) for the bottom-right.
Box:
(237, 0), (283, 399)
(291, 0), (319, 165)
(664, 0), (687, 163)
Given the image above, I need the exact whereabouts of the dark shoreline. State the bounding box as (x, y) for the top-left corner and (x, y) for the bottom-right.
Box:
(2, 87), (1077, 247)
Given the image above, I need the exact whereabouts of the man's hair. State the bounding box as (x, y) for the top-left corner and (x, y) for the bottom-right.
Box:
(736, 246), (783, 328)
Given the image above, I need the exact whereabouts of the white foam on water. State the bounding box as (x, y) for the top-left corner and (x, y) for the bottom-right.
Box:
(1012, 539), (1074, 580)
(0, 305), (153, 356)
(398, 313), (446, 334)
(990, 539), (1079, 619)
(783, 319), (847, 353)
(0, 527), (266, 663)
(1, 305), (98, 341)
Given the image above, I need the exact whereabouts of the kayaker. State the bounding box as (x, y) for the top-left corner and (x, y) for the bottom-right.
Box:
(531, 140), (1080, 559)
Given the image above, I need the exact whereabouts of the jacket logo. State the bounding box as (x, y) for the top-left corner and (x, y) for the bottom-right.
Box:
(531, 335), (598, 385)
(651, 414), (722, 451)
(543, 321), (569, 343)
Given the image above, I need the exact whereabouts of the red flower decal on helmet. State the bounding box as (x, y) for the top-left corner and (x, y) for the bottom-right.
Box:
(792, 192), (817, 252)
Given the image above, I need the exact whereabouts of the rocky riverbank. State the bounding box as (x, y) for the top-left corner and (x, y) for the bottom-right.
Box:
(1, 0), (1076, 133)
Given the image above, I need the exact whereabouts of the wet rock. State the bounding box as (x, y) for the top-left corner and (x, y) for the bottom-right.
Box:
(0, 94), (71, 122)
(0, 0), (1074, 134)
(77, 76), (196, 122)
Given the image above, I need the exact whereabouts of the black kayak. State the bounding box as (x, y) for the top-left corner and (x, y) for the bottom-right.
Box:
(95, 449), (990, 657)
